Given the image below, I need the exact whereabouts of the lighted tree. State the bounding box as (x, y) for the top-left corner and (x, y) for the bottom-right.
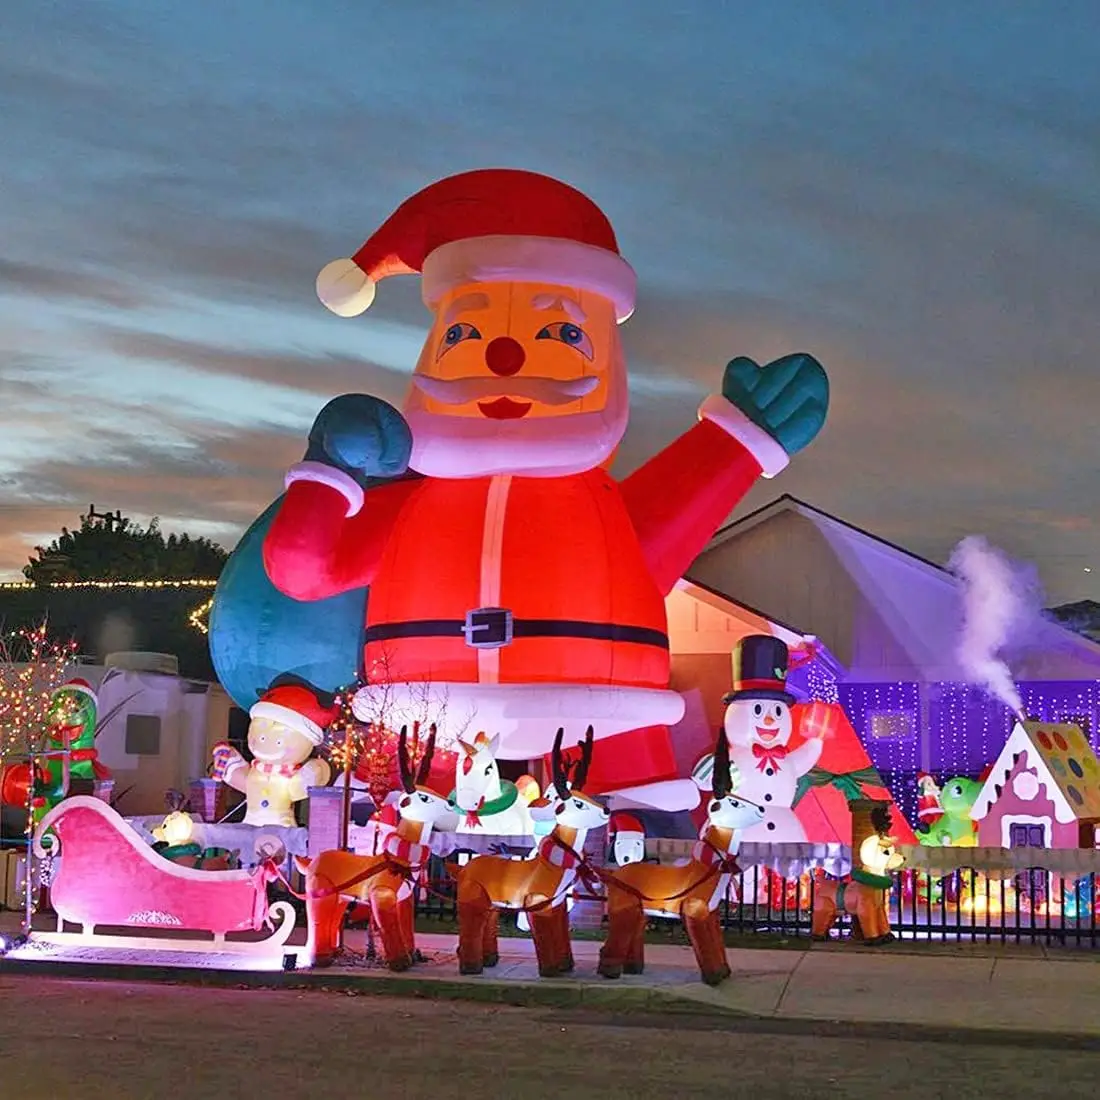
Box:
(0, 622), (79, 757)
(323, 649), (469, 844)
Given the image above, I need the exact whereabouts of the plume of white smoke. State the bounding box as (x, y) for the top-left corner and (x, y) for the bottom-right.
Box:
(948, 536), (1044, 721)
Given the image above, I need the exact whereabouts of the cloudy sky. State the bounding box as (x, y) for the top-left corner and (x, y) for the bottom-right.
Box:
(1, 2), (1097, 602)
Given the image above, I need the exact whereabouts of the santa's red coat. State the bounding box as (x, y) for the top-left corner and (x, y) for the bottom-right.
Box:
(263, 416), (764, 788)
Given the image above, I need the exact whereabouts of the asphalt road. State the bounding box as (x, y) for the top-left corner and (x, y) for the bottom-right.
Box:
(0, 977), (1095, 1099)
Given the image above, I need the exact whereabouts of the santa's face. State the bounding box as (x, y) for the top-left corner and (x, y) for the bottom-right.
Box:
(404, 280), (629, 478)
(723, 697), (793, 750)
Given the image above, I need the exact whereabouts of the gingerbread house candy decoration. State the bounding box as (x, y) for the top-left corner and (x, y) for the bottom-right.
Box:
(970, 721), (1100, 849)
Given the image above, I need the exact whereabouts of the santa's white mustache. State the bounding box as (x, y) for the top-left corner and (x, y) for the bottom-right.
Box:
(412, 374), (599, 406)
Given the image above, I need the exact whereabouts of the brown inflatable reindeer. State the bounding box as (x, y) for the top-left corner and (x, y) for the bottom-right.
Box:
(455, 726), (609, 978)
(599, 727), (764, 985)
(296, 726), (455, 968)
(812, 803), (904, 945)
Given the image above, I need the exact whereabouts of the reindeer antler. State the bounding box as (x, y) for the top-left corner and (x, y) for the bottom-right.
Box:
(551, 727), (569, 799)
(712, 727), (731, 799)
(572, 725), (595, 791)
(416, 724), (437, 787)
(397, 725), (414, 794)
(870, 803), (892, 837)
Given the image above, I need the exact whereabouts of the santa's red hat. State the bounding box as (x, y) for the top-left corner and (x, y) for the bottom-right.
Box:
(609, 812), (645, 840)
(249, 684), (335, 747)
(56, 678), (97, 706)
(316, 168), (637, 323)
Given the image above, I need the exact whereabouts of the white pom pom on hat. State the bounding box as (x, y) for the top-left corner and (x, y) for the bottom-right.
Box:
(316, 258), (377, 318)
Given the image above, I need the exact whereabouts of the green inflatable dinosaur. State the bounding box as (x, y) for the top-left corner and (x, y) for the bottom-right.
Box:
(918, 775), (980, 847)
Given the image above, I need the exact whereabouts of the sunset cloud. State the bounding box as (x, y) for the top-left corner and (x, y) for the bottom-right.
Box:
(1, 2), (1097, 599)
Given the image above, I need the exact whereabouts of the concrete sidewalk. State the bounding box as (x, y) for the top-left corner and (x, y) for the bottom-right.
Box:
(3, 911), (1100, 1038)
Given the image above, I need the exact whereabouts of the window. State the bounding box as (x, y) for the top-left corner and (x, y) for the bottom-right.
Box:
(1009, 823), (1046, 848)
(125, 714), (162, 756)
(866, 711), (916, 740)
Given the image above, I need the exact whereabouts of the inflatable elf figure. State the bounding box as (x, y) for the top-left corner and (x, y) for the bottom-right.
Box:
(32, 678), (109, 821)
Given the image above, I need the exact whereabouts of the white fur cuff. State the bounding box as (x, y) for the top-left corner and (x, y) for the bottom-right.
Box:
(284, 461), (365, 517)
(698, 395), (790, 479)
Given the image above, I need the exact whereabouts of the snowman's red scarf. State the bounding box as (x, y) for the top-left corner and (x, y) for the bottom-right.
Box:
(752, 742), (790, 772)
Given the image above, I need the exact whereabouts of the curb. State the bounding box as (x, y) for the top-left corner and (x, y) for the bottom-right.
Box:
(0, 957), (750, 1017)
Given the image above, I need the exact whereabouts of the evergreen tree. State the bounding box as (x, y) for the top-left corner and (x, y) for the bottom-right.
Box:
(23, 506), (228, 583)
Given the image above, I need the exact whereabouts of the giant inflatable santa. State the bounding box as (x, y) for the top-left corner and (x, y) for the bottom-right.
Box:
(261, 168), (829, 812)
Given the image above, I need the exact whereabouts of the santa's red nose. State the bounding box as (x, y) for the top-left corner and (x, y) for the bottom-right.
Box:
(485, 336), (526, 376)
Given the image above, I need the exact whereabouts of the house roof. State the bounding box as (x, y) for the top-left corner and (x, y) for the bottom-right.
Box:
(708, 494), (951, 582)
(696, 494), (1100, 682)
(971, 721), (1100, 824)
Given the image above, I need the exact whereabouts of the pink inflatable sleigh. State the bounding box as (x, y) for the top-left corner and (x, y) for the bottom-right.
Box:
(32, 796), (296, 956)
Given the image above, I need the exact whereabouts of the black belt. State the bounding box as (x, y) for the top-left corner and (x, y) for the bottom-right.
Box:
(363, 608), (668, 652)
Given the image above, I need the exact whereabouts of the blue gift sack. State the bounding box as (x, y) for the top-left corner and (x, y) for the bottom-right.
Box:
(208, 495), (366, 708)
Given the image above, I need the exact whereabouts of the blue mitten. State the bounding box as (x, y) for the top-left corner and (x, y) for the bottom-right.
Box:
(721, 353), (829, 456)
(303, 393), (413, 487)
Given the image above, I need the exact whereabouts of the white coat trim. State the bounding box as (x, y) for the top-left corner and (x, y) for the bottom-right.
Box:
(697, 395), (790, 478)
(284, 461), (364, 518)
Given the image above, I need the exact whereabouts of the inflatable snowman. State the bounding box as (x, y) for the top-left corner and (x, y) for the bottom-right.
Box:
(721, 635), (823, 843)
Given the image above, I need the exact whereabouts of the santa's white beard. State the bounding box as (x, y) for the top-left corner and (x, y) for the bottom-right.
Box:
(404, 394), (629, 479)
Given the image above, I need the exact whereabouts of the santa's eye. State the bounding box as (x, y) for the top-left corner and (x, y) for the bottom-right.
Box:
(536, 322), (593, 359)
(439, 322), (481, 355)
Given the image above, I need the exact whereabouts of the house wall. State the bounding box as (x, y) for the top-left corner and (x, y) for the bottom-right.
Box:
(841, 678), (1100, 828)
(664, 584), (809, 782)
(691, 509), (949, 681)
(690, 510), (861, 667)
(670, 653), (730, 777)
(91, 670), (230, 816)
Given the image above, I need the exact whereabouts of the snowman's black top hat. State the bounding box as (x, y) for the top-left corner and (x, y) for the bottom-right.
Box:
(722, 634), (796, 705)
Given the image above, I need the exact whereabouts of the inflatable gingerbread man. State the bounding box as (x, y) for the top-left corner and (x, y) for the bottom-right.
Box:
(261, 168), (829, 812)
(212, 683), (334, 827)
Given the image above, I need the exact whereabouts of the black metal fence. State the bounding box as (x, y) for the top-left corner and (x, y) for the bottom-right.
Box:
(408, 855), (1100, 948)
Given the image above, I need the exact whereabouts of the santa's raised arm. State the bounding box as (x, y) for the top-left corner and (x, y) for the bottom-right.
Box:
(263, 169), (829, 812)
